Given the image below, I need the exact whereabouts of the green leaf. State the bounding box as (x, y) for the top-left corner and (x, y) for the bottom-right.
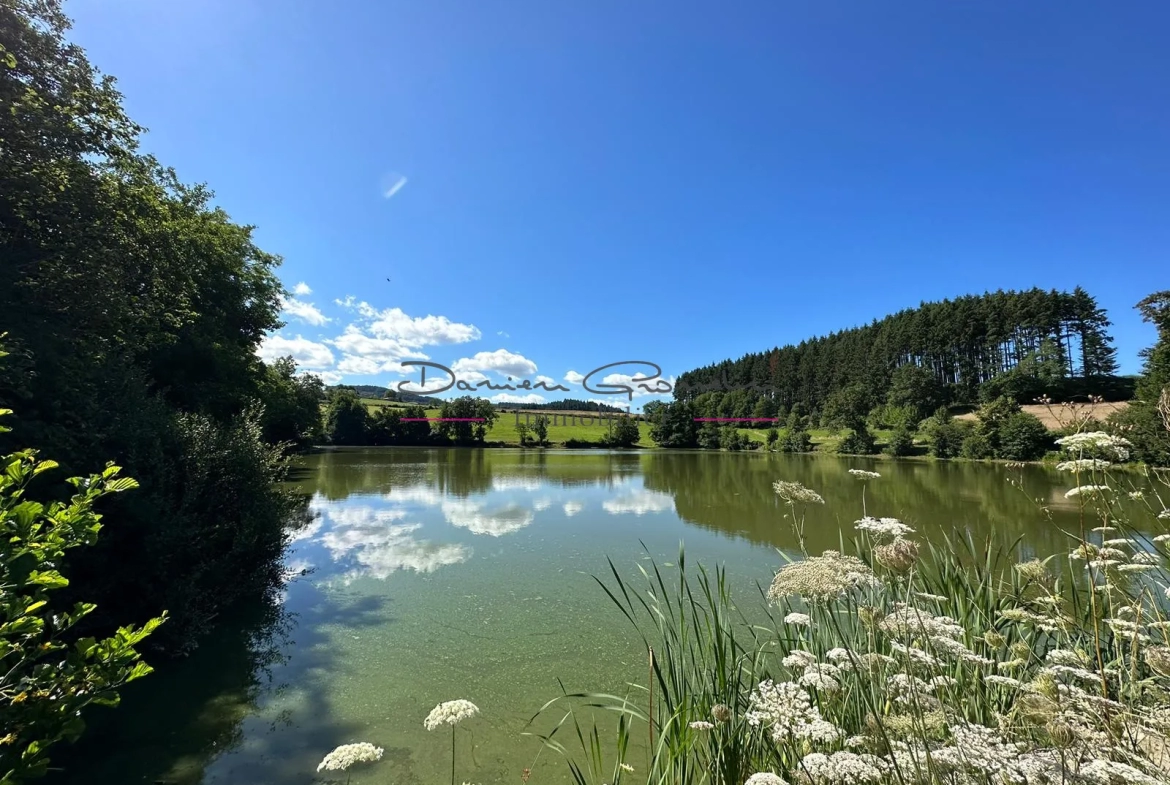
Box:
(23, 600), (47, 614)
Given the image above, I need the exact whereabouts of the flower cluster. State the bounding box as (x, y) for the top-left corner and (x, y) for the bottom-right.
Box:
(768, 551), (880, 603)
(773, 481), (825, 505)
(1054, 431), (1133, 461)
(424, 699), (480, 730)
(854, 517), (914, 541)
(317, 742), (384, 772)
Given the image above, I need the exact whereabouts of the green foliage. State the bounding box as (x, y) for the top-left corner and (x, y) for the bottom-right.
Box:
(821, 383), (874, 432)
(324, 388), (368, 445)
(532, 415), (550, 447)
(0, 418), (165, 783)
(514, 420), (533, 447)
(256, 357), (324, 447)
(776, 427), (812, 453)
(1108, 402), (1170, 466)
(0, 1), (296, 656)
(602, 416), (641, 448)
(437, 397), (498, 445)
(765, 428), (779, 447)
(977, 367), (1047, 405)
(649, 402), (698, 448)
(884, 425), (916, 457)
(1135, 291), (1170, 401)
(997, 412), (1052, 461)
(675, 287), (1124, 413)
(960, 429), (996, 459)
(836, 426), (877, 455)
(867, 403), (917, 431)
(696, 421), (722, 450)
(886, 364), (946, 422)
(717, 426), (752, 451)
(921, 409), (969, 459)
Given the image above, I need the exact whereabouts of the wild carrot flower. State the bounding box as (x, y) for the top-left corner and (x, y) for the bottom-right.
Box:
(1056, 458), (1112, 472)
(854, 517), (914, 540)
(710, 703), (731, 723)
(1065, 485), (1110, 498)
(1054, 432), (1132, 460)
(773, 481), (825, 505)
(874, 538), (919, 573)
(619, 763), (634, 773)
(848, 469), (881, 480)
(797, 751), (885, 783)
(745, 679), (840, 744)
(744, 774), (788, 785)
(689, 720), (715, 730)
(317, 742), (384, 772)
(784, 612), (811, 627)
(424, 699), (480, 730)
(768, 551), (879, 603)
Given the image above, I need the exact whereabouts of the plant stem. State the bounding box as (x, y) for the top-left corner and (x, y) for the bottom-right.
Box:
(451, 724), (456, 785)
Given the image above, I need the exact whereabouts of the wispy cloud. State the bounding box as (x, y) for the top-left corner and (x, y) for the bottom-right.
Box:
(292, 282), (312, 296)
(490, 393), (546, 405)
(258, 334), (335, 368)
(497, 330), (510, 338)
(381, 172), (408, 199)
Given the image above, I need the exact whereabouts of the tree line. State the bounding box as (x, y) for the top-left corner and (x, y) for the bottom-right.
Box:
(674, 287), (1126, 413)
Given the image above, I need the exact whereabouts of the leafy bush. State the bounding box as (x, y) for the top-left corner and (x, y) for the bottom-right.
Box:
(960, 429), (995, 459)
(884, 425), (916, 456)
(837, 427), (877, 455)
(602, 416), (641, 448)
(776, 428), (812, 453)
(1108, 401), (1170, 466)
(997, 412), (1052, 461)
(718, 427), (752, 451)
(0, 412), (165, 782)
(765, 428), (779, 447)
(324, 388), (368, 445)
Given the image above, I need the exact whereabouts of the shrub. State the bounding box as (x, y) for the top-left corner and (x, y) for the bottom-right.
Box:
(837, 427), (877, 455)
(1107, 401), (1170, 466)
(324, 388), (368, 445)
(602, 415), (641, 448)
(0, 411), (165, 781)
(765, 428), (779, 447)
(960, 430), (995, 459)
(884, 425), (916, 456)
(718, 427), (752, 451)
(776, 428), (812, 453)
(997, 412), (1052, 461)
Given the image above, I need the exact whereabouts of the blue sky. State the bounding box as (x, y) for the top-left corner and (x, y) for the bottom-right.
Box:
(69, 0), (1167, 410)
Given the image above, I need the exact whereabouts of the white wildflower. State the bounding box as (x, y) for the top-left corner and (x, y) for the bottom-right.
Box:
(1160, 510), (1170, 520)
(1090, 525), (1116, 533)
(825, 648), (852, 663)
(745, 680), (840, 744)
(424, 699), (480, 730)
(784, 612), (811, 627)
(1066, 485), (1110, 499)
(773, 481), (825, 505)
(1118, 563), (1155, 572)
(1129, 491), (1145, 500)
(744, 774), (788, 785)
(317, 742), (384, 772)
(915, 592), (948, 602)
(782, 649), (817, 669)
(889, 642), (939, 666)
(1077, 758), (1163, 785)
(1056, 458), (1112, 472)
(1101, 538), (1133, 548)
(848, 469), (881, 480)
(797, 751), (884, 783)
(1154, 533), (1170, 543)
(619, 763), (634, 773)
(1054, 431), (1132, 461)
(768, 551), (881, 603)
(1046, 649), (1087, 667)
(854, 517), (915, 540)
(689, 720), (715, 730)
(800, 664), (841, 693)
(983, 675), (1022, 688)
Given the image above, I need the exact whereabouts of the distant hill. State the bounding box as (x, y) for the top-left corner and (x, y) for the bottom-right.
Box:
(493, 398), (626, 413)
(327, 384), (444, 407)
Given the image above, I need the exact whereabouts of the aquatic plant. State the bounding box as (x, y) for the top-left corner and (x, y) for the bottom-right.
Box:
(530, 455), (1170, 784)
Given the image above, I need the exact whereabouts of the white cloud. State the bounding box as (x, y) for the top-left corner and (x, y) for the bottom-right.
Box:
(491, 476), (544, 492)
(602, 490), (675, 516)
(364, 307), (481, 346)
(312, 370), (344, 385)
(533, 498), (552, 512)
(309, 503), (470, 580)
(442, 500), (534, 537)
(452, 349), (537, 378)
(381, 172), (408, 199)
(258, 335), (335, 368)
(280, 295), (331, 326)
(587, 398), (629, 410)
(292, 282), (312, 296)
(564, 370), (585, 384)
(535, 375), (557, 386)
(490, 393), (546, 405)
(599, 373), (677, 400)
(497, 331), (510, 338)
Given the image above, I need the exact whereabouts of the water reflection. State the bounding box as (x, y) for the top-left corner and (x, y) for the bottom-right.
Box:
(49, 448), (1157, 785)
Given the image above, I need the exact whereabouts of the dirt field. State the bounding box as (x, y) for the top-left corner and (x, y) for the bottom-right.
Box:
(956, 401), (1129, 430)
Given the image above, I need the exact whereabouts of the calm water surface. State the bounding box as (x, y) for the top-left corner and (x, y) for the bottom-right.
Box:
(55, 449), (1146, 785)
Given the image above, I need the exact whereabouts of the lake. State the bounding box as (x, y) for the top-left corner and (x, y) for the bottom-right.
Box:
(51, 448), (1137, 785)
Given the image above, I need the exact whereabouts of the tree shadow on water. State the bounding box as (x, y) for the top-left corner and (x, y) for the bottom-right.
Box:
(45, 577), (398, 785)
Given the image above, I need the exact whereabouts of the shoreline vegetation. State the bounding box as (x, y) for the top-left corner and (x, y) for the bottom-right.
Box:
(520, 435), (1170, 785)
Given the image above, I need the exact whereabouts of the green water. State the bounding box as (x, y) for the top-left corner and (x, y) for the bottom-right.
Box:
(52, 449), (1147, 784)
